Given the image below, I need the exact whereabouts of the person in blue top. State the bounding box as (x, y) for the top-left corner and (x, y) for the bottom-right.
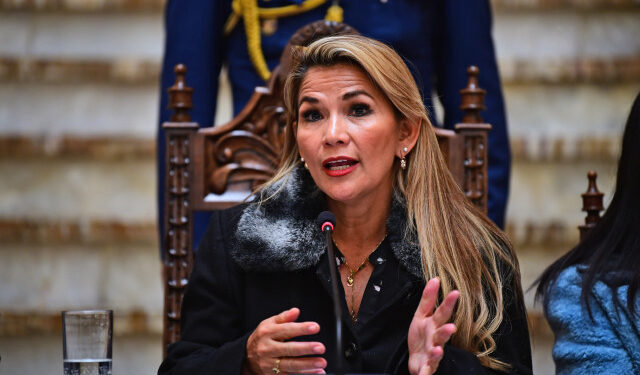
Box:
(157, 0), (511, 247)
(535, 91), (640, 374)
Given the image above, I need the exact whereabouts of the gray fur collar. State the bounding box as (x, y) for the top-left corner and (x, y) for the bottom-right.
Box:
(232, 166), (423, 279)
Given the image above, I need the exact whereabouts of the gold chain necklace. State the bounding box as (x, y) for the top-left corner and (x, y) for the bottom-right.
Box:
(335, 233), (387, 322)
(344, 258), (367, 287)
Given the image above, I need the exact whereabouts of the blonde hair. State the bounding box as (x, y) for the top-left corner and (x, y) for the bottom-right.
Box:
(261, 35), (522, 370)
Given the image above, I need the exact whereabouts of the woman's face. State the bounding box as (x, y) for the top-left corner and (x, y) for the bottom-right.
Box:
(295, 63), (409, 206)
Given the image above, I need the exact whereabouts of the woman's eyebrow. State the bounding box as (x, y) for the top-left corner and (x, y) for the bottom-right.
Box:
(342, 90), (374, 101)
(299, 96), (319, 106)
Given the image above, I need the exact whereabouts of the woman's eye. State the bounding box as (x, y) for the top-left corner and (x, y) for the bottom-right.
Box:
(301, 110), (322, 122)
(350, 104), (372, 117)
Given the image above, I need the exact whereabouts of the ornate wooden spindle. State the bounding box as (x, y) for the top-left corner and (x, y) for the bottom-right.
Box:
(168, 64), (193, 122)
(162, 64), (198, 356)
(460, 66), (486, 124)
(456, 66), (490, 211)
(579, 171), (604, 240)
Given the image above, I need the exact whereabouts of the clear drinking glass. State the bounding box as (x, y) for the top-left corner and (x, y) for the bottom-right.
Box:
(62, 310), (113, 375)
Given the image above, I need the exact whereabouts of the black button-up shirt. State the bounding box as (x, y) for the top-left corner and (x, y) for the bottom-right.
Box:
(316, 239), (424, 373)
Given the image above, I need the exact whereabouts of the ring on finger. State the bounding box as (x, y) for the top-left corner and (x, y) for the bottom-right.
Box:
(272, 358), (281, 374)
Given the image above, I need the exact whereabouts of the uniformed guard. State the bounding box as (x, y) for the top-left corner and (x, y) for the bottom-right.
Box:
(158, 0), (511, 248)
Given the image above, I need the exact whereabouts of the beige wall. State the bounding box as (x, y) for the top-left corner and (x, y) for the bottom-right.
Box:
(1, 1), (639, 374)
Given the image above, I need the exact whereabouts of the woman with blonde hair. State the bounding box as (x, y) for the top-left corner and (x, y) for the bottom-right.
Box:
(159, 35), (532, 375)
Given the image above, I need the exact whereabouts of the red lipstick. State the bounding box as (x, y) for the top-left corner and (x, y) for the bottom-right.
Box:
(322, 156), (359, 177)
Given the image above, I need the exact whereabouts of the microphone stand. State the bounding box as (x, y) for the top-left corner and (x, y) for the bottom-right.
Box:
(322, 227), (344, 375)
(318, 212), (387, 375)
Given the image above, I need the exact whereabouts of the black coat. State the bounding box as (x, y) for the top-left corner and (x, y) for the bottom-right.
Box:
(158, 169), (532, 375)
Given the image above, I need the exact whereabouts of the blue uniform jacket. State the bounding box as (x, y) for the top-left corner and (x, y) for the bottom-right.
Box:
(158, 0), (511, 246)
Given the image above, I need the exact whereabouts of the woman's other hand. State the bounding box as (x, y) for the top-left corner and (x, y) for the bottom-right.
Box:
(408, 278), (460, 375)
(244, 307), (327, 375)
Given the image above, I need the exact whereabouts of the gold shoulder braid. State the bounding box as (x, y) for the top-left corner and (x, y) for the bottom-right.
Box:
(224, 0), (343, 81)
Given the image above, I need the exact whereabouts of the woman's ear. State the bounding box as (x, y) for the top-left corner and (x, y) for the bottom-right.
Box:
(292, 121), (298, 138)
(398, 118), (421, 155)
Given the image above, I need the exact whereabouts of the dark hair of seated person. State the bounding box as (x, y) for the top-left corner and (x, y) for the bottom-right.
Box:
(535, 90), (640, 318)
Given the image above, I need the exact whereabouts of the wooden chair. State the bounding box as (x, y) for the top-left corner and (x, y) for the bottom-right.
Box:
(579, 171), (605, 240)
(161, 20), (493, 355)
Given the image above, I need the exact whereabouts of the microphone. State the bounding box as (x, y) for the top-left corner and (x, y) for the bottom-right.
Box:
(316, 211), (343, 375)
(316, 211), (336, 232)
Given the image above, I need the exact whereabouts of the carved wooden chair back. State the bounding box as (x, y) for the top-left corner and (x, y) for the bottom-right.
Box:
(161, 21), (493, 355)
(579, 171), (605, 240)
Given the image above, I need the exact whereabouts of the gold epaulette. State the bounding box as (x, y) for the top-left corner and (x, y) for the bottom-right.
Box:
(224, 0), (343, 81)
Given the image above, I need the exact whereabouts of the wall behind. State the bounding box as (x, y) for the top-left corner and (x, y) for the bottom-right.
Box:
(0, 1), (638, 374)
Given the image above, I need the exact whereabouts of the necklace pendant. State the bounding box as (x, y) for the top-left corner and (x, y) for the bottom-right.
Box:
(347, 275), (354, 286)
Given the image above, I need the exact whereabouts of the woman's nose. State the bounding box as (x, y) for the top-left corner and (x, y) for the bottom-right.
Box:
(323, 113), (350, 146)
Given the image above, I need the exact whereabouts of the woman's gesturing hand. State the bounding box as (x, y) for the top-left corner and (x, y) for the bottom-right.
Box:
(408, 278), (460, 375)
(244, 307), (327, 375)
